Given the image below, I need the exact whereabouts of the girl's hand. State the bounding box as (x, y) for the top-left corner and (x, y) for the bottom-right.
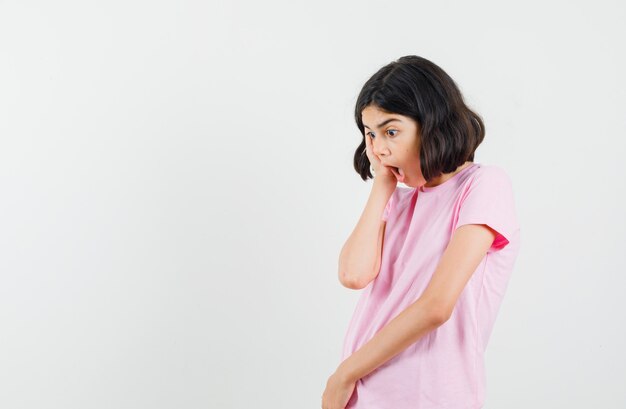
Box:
(321, 370), (356, 409)
(364, 133), (396, 184)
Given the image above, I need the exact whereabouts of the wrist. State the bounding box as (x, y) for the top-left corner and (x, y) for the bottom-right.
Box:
(373, 174), (397, 192)
(336, 359), (359, 384)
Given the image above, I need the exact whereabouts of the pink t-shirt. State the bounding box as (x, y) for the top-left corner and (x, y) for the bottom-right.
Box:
(340, 162), (521, 409)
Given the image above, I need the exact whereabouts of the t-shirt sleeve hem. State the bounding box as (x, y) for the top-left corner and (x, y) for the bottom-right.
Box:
(455, 215), (519, 252)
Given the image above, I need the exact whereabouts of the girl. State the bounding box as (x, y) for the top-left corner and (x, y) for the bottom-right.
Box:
(321, 55), (521, 409)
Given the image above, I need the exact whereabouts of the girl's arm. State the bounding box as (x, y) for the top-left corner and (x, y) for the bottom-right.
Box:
(338, 176), (395, 289)
(335, 223), (498, 382)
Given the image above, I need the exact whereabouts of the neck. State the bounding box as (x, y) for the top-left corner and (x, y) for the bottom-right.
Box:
(423, 161), (472, 187)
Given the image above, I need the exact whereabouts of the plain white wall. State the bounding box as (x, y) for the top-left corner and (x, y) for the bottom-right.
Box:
(1, 0), (625, 408)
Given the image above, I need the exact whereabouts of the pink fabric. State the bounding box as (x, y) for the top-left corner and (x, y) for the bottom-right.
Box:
(340, 163), (521, 409)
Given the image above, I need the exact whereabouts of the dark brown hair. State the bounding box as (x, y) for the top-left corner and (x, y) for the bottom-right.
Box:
(353, 55), (485, 181)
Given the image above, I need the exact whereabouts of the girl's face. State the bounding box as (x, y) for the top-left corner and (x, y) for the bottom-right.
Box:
(362, 105), (426, 188)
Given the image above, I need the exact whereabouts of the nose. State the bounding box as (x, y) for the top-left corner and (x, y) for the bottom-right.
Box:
(372, 136), (389, 157)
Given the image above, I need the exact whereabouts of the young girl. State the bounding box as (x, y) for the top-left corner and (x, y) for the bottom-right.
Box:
(321, 55), (521, 409)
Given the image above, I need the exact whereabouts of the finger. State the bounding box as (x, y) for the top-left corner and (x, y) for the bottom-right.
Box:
(365, 136), (375, 160)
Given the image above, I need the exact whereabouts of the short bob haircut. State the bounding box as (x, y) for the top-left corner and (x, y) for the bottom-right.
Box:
(353, 55), (485, 182)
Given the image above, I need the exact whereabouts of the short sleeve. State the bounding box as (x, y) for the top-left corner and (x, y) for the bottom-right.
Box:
(455, 166), (520, 252)
(381, 191), (395, 222)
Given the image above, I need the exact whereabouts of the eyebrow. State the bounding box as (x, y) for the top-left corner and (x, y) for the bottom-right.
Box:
(363, 118), (403, 129)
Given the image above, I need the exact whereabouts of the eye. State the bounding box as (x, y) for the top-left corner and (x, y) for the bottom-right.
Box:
(366, 130), (398, 139)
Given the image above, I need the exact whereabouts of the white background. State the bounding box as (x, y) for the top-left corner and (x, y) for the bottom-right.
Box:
(1, 0), (625, 408)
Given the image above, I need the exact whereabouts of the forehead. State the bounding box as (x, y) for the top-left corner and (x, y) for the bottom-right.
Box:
(361, 106), (408, 129)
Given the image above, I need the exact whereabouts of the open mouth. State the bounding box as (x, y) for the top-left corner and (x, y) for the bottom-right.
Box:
(389, 166), (405, 182)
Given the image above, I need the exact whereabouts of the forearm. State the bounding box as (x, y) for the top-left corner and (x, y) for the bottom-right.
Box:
(337, 298), (445, 382)
(338, 177), (395, 288)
